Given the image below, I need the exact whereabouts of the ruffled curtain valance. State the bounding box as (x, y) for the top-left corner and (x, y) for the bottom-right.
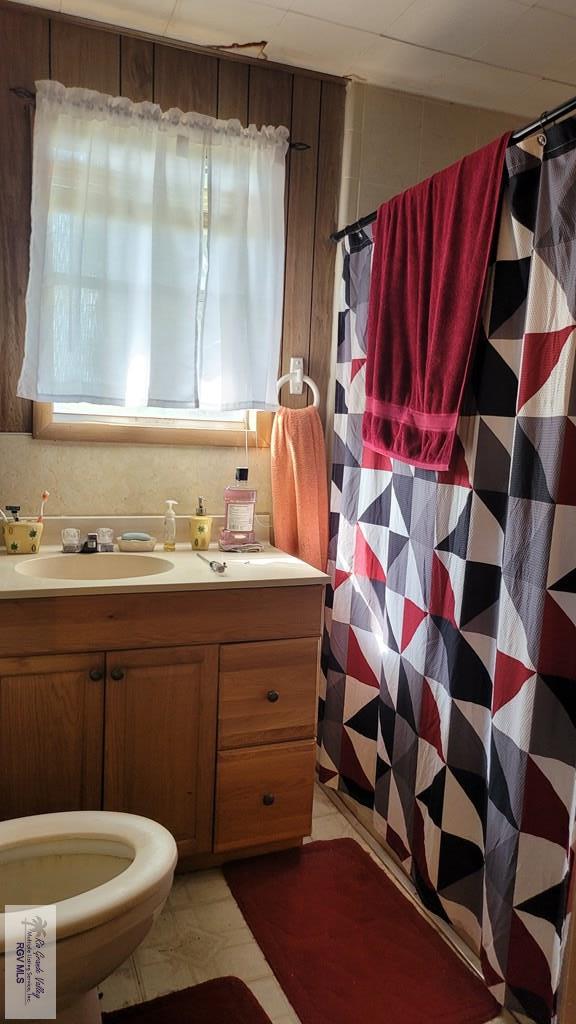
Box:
(18, 80), (289, 410)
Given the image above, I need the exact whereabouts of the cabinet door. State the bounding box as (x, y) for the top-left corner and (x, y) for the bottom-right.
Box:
(219, 638), (319, 749)
(0, 653), (105, 820)
(103, 646), (218, 857)
(215, 739), (316, 852)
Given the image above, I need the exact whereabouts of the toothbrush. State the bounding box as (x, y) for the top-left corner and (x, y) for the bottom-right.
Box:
(196, 553), (227, 575)
(38, 490), (49, 522)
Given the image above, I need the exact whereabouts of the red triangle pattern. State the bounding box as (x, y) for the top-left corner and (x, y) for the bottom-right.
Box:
(437, 434), (472, 488)
(386, 823), (410, 863)
(340, 728), (373, 792)
(517, 326), (575, 410)
(346, 629), (379, 689)
(506, 913), (554, 1016)
(350, 358), (366, 381)
(539, 593), (576, 678)
(401, 598), (428, 651)
(493, 651), (534, 713)
(361, 445), (393, 470)
(429, 553), (457, 626)
(354, 526), (386, 581)
(334, 568), (351, 590)
(521, 757), (570, 848)
(317, 765), (338, 785)
(480, 948), (504, 989)
(420, 679), (445, 760)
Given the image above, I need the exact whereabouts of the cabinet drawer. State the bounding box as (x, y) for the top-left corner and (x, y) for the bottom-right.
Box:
(214, 740), (316, 852)
(218, 638), (319, 749)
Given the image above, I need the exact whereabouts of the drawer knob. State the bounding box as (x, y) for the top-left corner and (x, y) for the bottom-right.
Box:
(110, 667), (125, 681)
(89, 668), (103, 682)
(267, 690), (280, 703)
(262, 793), (275, 806)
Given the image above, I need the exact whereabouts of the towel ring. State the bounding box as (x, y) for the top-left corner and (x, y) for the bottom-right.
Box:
(277, 372), (320, 409)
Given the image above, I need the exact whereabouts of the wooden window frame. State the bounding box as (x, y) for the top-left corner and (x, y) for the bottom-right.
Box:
(33, 402), (273, 447)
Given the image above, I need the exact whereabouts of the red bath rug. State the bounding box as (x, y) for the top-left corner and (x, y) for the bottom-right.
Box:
(103, 976), (273, 1023)
(224, 838), (500, 1024)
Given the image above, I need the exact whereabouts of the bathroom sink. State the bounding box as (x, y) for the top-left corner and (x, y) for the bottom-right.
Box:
(15, 553), (175, 581)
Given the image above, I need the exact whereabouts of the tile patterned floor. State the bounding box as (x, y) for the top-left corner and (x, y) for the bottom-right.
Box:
(99, 786), (515, 1024)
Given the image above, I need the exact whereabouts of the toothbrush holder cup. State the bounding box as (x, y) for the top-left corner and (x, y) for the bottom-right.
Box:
(2, 520), (44, 555)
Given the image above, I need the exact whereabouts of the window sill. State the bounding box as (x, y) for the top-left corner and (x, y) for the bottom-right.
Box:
(33, 404), (273, 448)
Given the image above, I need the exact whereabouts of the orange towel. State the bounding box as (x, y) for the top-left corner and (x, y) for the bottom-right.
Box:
(271, 405), (329, 572)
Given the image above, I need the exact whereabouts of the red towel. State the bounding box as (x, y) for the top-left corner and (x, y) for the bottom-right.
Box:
(363, 132), (510, 470)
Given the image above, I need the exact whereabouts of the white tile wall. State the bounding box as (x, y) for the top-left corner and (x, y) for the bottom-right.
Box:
(339, 81), (524, 225)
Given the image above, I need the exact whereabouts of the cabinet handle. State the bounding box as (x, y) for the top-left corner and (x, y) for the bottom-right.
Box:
(110, 667), (125, 681)
(267, 690), (280, 703)
(89, 668), (103, 682)
(262, 793), (275, 806)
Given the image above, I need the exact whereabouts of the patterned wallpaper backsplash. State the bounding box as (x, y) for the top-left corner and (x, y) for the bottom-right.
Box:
(0, 433), (272, 517)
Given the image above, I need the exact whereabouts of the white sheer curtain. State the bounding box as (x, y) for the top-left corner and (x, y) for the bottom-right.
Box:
(18, 80), (289, 409)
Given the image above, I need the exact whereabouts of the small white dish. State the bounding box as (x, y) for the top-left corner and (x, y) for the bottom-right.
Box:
(116, 536), (158, 552)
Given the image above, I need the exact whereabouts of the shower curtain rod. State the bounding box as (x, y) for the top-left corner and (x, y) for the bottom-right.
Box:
(330, 93), (576, 242)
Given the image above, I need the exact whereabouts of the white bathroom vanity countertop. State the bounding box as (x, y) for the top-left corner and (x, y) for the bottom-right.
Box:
(0, 543), (330, 600)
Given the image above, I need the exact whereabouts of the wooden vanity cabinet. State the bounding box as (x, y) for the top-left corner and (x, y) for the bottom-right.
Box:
(215, 638), (319, 852)
(104, 646), (218, 858)
(0, 653), (104, 819)
(0, 585), (325, 863)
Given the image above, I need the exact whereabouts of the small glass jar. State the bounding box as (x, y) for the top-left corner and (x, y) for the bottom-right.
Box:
(61, 528), (81, 553)
(96, 527), (115, 552)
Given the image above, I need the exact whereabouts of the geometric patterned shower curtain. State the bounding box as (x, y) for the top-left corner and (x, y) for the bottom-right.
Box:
(318, 128), (576, 1024)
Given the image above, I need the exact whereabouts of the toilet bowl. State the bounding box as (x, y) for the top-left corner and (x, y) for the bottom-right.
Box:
(0, 811), (178, 1023)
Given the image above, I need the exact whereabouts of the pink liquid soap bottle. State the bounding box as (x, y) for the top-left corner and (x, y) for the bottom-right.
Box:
(219, 467), (257, 550)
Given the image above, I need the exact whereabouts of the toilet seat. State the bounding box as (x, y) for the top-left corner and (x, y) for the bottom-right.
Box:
(0, 811), (178, 944)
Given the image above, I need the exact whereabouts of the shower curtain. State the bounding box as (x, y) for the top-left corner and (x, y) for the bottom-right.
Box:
(319, 129), (576, 1024)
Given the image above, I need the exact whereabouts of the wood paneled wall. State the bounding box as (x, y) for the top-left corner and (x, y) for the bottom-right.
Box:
(0, 6), (345, 432)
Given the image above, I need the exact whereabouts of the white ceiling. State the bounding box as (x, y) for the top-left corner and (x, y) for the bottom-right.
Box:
(12, 0), (576, 116)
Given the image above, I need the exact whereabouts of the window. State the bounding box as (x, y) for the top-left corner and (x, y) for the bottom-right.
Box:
(33, 402), (273, 447)
(19, 79), (288, 442)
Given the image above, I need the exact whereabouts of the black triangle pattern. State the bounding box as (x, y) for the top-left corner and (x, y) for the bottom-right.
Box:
(460, 562), (502, 627)
(438, 832), (485, 891)
(388, 530), (409, 565)
(516, 878), (569, 938)
(475, 488), (508, 531)
(473, 419), (512, 493)
(436, 492), (472, 558)
(417, 767), (446, 828)
(346, 697), (379, 741)
(397, 662), (417, 732)
(359, 485), (391, 525)
(379, 701), (396, 764)
(549, 567), (576, 593)
(489, 256), (531, 337)
(334, 379), (348, 415)
(471, 336), (519, 416)
(489, 735), (518, 831)
(510, 426), (554, 503)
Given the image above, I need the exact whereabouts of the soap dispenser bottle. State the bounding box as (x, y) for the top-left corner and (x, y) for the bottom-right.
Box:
(163, 499), (178, 552)
(219, 468), (257, 548)
(190, 496), (212, 550)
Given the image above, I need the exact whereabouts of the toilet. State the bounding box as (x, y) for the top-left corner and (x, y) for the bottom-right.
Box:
(0, 811), (178, 1023)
